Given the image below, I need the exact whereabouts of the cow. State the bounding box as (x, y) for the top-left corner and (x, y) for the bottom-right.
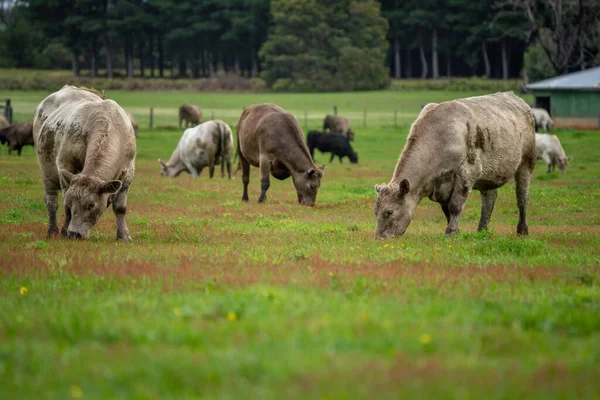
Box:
(531, 108), (553, 131)
(374, 92), (536, 239)
(179, 104), (202, 128)
(0, 114), (9, 129)
(535, 133), (571, 174)
(158, 120), (234, 179)
(33, 85), (136, 240)
(126, 111), (139, 137)
(0, 123), (34, 155)
(323, 114), (355, 141)
(307, 130), (358, 164)
(237, 104), (324, 205)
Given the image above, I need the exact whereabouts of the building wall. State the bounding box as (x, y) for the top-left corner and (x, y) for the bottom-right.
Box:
(533, 90), (600, 130)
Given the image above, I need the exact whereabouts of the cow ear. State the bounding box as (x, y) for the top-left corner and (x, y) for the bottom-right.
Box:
(158, 159), (167, 168)
(375, 183), (386, 193)
(99, 180), (122, 195)
(399, 179), (411, 197)
(319, 164), (325, 171)
(307, 169), (318, 177)
(59, 169), (74, 186)
(568, 156), (572, 162)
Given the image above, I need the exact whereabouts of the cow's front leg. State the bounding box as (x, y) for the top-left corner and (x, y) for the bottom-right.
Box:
(329, 153), (335, 163)
(113, 187), (132, 241)
(445, 180), (470, 235)
(258, 156), (271, 203)
(45, 190), (59, 237)
(60, 205), (72, 237)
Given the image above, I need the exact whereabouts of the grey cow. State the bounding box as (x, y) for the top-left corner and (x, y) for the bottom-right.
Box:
(33, 85), (136, 240)
(374, 92), (536, 239)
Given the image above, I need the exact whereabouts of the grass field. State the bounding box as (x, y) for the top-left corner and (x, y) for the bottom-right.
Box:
(1, 89), (599, 399)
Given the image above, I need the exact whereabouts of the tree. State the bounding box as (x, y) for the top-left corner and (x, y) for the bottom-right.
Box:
(260, 0), (389, 91)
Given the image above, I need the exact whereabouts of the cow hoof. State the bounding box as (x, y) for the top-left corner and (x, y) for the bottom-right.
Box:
(118, 234), (132, 241)
(445, 228), (459, 235)
(517, 225), (529, 236)
(47, 226), (59, 237)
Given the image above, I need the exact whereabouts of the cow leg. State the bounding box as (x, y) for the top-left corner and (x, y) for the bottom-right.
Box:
(113, 186), (132, 241)
(226, 160), (232, 179)
(445, 181), (470, 235)
(209, 159), (215, 179)
(45, 190), (59, 237)
(477, 189), (498, 232)
(17, 146), (22, 156)
(540, 153), (552, 172)
(240, 153), (250, 202)
(339, 155), (343, 163)
(258, 156), (271, 203)
(515, 164), (532, 236)
(329, 153), (335, 163)
(440, 202), (450, 224)
(60, 205), (72, 237)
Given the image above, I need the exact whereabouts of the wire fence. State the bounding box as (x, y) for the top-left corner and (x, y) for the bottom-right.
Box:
(131, 106), (419, 132)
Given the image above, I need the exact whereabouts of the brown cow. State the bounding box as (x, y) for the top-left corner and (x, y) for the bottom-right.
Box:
(179, 104), (202, 128)
(0, 122), (34, 155)
(323, 114), (355, 141)
(237, 104), (324, 205)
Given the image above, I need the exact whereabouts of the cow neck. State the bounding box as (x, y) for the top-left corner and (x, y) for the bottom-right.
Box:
(391, 140), (439, 198)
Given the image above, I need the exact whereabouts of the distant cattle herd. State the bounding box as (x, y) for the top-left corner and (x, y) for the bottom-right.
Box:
(0, 85), (572, 240)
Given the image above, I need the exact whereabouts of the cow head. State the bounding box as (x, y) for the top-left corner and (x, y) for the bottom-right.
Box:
(347, 129), (355, 141)
(349, 151), (359, 164)
(557, 156), (571, 174)
(59, 170), (122, 239)
(293, 165), (324, 206)
(158, 159), (185, 177)
(373, 179), (418, 239)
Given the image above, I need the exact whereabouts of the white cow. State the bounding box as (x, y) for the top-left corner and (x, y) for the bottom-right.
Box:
(535, 133), (571, 174)
(531, 108), (553, 131)
(158, 120), (233, 179)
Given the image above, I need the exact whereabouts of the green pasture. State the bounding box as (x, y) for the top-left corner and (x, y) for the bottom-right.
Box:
(0, 89), (599, 399)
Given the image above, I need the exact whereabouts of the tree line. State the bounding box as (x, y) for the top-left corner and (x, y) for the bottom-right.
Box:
(0, 0), (598, 89)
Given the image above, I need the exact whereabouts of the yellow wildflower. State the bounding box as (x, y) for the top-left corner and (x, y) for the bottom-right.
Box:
(173, 307), (182, 317)
(383, 243), (391, 248)
(70, 385), (83, 398)
(227, 312), (237, 321)
(420, 333), (432, 345)
(20, 286), (28, 296)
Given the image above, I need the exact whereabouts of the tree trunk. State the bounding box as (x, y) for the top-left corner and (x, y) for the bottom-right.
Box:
(432, 30), (439, 79)
(501, 40), (508, 80)
(90, 51), (97, 77)
(178, 53), (187, 77)
(252, 55), (258, 77)
(446, 53), (451, 77)
(139, 40), (145, 78)
(234, 56), (240, 75)
(103, 35), (113, 79)
(158, 37), (164, 78)
(71, 51), (80, 77)
(125, 38), (133, 78)
(149, 35), (155, 77)
(405, 49), (412, 78)
(481, 42), (490, 78)
(394, 39), (401, 79)
(419, 45), (428, 79)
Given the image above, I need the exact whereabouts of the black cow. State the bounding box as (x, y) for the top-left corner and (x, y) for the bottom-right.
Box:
(307, 131), (358, 164)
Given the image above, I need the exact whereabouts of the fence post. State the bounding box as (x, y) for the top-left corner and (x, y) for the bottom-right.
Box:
(394, 109), (398, 128)
(333, 105), (337, 116)
(363, 109), (367, 128)
(6, 99), (12, 124)
(304, 111), (308, 129)
(149, 107), (154, 130)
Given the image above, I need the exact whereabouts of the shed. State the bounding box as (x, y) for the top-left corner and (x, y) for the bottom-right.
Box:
(525, 66), (600, 130)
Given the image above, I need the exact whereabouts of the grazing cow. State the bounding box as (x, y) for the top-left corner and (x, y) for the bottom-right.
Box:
(323, 114), (355, 141)
(374, 92), (536, 239)
(535, 133), (571, 174)
(237, 104), (324, 205)
(33, 85), (136, 240)
(531, 108), (553, 131)
(307, 130), (358, 164)
(0, 114), (9, 129)
(0, 123), (34, 155)
(126, 111), (139, 137)
(179, 104), (202, 128)
(159, 120), (234, 179)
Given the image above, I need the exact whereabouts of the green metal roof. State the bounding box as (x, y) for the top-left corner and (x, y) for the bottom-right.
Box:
(526, 66), (600, 91)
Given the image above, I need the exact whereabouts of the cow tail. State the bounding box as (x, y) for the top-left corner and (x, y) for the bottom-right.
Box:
(219, 122), (227, 174)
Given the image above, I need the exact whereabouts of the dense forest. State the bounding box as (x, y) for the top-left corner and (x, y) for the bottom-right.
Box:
(0, 0), (598, 89)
